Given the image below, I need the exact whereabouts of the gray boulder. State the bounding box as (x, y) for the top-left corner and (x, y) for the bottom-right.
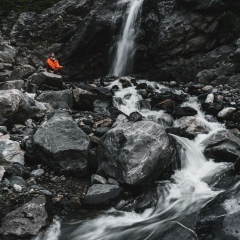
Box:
(0, 139), (24, 174)
(0, 89), (44, 126)
(27, 71), (63, 91)
(0, 80), (24, 90)
(84, 184), (123, 205)
(36, 90), (74, 109)
(8, 64), (36, 80)
(32, 111), (90, 176)
(0, 196), (52, 238)
(97, 121), (177, 185)
(203, 128), (240, 162)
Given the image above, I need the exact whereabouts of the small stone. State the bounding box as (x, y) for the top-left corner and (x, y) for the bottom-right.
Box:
(13, 184), (22, 192)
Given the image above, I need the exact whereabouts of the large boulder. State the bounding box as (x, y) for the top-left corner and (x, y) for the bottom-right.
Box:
(0, 89), (45, 126)
(36, 90), (74, 109)
(203, 128), (240, 163)
(97, 121), (177, 185)
(32, 110), (90, 176)
(27, 71), (63, 91)
(0, 196), (52, 238)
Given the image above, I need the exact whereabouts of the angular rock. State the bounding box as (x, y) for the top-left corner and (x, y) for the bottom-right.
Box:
(217, 107), (236, 119)
(32, 111), (90, 176)
(0, 89), (43, 126)
(36, 90), (74, 110)
(27, 71), (63, 91)
(0, 80), (24, 90)
(84, 184), (122, 205)
(97, 121), (177, 185)
(8, 64), (36, 80)
(0, 196), (52, 237)
(172, 106), (197, 119)
(203, 128), (240, 163)
(91, 174), (107, 185)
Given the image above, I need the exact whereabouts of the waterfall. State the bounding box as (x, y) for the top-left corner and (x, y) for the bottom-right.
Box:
(110, 0), (144, 76)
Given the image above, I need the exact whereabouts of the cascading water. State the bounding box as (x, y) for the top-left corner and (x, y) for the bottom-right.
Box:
(36, 80), (232, 240)
(110, 0), (144, 76)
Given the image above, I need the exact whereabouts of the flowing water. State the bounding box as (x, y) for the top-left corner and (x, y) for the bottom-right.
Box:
(110, 0), (144, 76)
(34, 80), (232, 240)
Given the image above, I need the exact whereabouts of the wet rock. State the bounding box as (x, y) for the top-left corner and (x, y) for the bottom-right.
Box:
(137, 99), (151, 110)
(202, 101), (225, 116)
(196, 181), (240, 240)
(93, 100), (111, 117)
(154, 99), (176, 113)
(203, 129), (240, 163)
(172, 106), (197, 119)
(217, 107), (236, 119)
(97, 121), (177, 185)
(166, 127), (196, 140)
(83, 184), (123, 205)
(128, 111), (143, 122)
(31, 110), (90, 176)
(36, 90), (74, 110)
(0, 196), (52, 238)
(0, 139), (24, 174)
(174, 116), (209, 134)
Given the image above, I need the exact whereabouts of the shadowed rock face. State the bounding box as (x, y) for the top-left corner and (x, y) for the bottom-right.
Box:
(32, 110), (91, 176)
(3, 0), (239, 84)
(97, 120), (177, 186)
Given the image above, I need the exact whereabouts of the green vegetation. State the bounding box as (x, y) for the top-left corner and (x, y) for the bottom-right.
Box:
(0, 0), (60, 16)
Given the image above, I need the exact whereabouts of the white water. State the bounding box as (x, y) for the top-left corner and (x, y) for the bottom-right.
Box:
(110, 0), (144, 76)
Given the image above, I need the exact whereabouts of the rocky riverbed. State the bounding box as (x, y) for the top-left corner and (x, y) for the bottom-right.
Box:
(1, 0), (240, 239)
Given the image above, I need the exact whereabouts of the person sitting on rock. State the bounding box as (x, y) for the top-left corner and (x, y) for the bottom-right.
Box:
(46, 53), (63, 73)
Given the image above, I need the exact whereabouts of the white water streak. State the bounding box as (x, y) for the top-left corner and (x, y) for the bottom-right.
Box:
(111, 0), (144, 76)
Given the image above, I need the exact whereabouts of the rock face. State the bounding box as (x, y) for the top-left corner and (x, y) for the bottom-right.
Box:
(0, 89), (43, 126)
(0, 0), (239, 85)
(0, 196), (52, 238)
(97, 121), (177, 185)
(32, 110), (90, 176)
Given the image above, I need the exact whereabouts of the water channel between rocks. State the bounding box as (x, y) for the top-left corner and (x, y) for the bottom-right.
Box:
(33, 79), (232, 240)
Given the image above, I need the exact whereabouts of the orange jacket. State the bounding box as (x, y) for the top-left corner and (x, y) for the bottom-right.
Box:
(47, 58), (63, 71)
